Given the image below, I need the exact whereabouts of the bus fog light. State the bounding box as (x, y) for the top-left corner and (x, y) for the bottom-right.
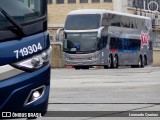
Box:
(32, 91), (41, 101)
(24, 86), (46, 106)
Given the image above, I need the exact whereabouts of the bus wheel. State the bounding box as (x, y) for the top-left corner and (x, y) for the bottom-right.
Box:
(138, 56), (144, 68)
(113, 55), (118, 68)
(108, 55), (112, 68)
(75, 66), (81, 70)
(144, 56), (147, 66)
(82, 66), (89, 69)
(131, 65), (137, 68)
(104, 65), (109, 69)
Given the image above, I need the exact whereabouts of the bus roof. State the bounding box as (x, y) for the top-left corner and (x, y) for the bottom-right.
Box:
(68, 9), (151, 20)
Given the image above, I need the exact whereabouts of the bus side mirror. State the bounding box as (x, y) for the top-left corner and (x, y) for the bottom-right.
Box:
(56, 28), (64, 41)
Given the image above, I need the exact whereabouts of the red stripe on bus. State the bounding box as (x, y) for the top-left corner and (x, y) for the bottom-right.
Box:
(110, 49), (118, 52)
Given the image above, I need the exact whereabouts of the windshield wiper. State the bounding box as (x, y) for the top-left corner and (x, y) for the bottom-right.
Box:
(0, 7), (25, 38)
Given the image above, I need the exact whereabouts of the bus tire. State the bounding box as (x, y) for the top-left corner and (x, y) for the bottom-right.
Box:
(104, 65), (109, 69)
(138, 56), (144, 68)
(144, 55), (147, 66)
(82, 66), (89, 69)
(131, 65), (137, 68)
(75, 66), (81, 70)
(113, 55), (119, 68)
(108, 55), (113, 68)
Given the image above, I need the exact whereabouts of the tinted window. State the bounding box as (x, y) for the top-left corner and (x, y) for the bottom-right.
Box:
(65, 14), (101, 30)
(80, 0), (88, 3)
(92, 0), (100, 3)
(104, 0), (112, 2)
(137, 19), (143, 30)
(56, 0), (64, 4)
(110, 37), (140, 51)
(122, 16), (130, 28)
(48, 0), (52, 4)
(68, 0), (76, 3)
(124, 39), (140, 50)
(97, 36), (108, 49)
(110, 37), (119, 49)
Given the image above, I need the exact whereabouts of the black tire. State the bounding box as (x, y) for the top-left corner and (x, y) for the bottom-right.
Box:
(75, 66), (81, 70)
(131, 65), (137, 68)
(132, 56), (144, 68)
(113, 55), (119, 68)
(108, 55), (113, 68)
(104, 65), (109, 69)
(138, 56), (144, 68)
(144, 56), (147, 66)
(82, 66), (89, 69)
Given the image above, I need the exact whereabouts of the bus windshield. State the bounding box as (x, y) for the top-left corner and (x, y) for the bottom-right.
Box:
(0, 0), (45, 29)
(65, 14), (101, 30)
(63, 32), (107, 53)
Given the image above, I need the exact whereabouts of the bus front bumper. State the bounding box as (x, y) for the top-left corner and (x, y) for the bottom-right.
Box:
(0, 64), (50, 115)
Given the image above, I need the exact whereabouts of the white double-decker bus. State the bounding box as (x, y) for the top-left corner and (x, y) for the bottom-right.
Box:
(57, 9), (153, 69)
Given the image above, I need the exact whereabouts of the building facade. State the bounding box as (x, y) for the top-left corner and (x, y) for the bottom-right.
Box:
(48, 0), (128, 40)
(48, 0), (113, 25)
(127, 0), (160, 50)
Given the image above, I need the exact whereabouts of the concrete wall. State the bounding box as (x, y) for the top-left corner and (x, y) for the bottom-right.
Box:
(51, 44), (65, 68)
(113, 0), (128, 13)
(153, 50), (160, 66)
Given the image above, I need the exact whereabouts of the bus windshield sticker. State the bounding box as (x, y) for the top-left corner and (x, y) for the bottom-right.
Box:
(71, 48), (76, 51)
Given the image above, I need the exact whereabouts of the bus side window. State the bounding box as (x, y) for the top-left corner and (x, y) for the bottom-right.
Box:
(102, 14), (109, 26)
(97, 36), (108, 49)
(130, 18), (136, 29)
(117, 15), (121, 27)
(118, 38), (123, 50)
(110, 37), (118, 49)
(102, 36), (108, 47)
(137, 19), (143, 30)
(134, 18), (137, 29)
(124, 39), (129, 50)
(110, 14), (117, 26)
(128, 39), (141, 51)
(110, 37), (115, 49)
(123, 16), (130, 28)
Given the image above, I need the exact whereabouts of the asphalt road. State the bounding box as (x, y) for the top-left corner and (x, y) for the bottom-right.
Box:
(42, 66), (160, 120)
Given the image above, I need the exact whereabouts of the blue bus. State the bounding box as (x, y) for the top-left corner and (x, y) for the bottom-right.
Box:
(0, 0), (51, 117)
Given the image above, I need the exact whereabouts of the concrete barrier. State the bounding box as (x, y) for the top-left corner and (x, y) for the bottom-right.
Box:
(51, 44), (65, 68)
(152, 50), (160, 66)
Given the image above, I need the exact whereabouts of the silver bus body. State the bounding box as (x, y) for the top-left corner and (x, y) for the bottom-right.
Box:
(62, 9), (153, 69)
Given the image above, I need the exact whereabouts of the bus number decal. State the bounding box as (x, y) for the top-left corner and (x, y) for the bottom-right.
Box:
(14, 43), (43, 59)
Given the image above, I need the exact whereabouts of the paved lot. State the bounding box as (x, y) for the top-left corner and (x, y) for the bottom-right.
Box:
(43, 66), (160, 120)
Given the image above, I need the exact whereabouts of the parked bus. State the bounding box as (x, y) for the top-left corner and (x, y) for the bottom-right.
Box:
(0, 0), (51, 118)
(57, 9), (153, 69)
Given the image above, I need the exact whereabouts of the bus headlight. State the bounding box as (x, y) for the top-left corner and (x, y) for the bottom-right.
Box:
(89, 54), (99, 60)
(11, 47), (52, 72)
